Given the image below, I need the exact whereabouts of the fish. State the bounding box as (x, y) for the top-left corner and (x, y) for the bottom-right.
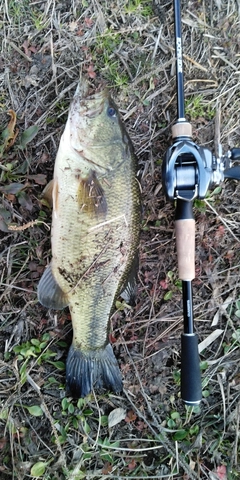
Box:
(37, 80), (141, 398)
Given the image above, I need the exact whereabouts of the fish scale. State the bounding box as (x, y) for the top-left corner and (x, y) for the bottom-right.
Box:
(38, 84), (141, 397)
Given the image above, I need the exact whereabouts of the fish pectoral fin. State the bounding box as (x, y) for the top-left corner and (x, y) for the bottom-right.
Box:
(77, 170), (107, 218)
(41, 179), (54, 208)
(37, 263), (69, 309)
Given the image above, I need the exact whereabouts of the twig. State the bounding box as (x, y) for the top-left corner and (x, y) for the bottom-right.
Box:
(204, 199), (240, 243)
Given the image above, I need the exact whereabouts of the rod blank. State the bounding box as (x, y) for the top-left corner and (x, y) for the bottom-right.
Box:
(173, 0), (185, 120)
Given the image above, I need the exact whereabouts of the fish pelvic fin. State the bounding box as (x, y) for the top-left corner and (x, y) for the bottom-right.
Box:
(77, 170), (107, 218)
(66, 344), (123, 398)
(37, 263), (69, 309)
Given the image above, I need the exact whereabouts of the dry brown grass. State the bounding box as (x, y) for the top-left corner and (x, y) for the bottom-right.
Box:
(0, 1), (240, 479)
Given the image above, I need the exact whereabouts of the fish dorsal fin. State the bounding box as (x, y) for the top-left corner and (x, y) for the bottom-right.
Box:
(37, 263), (69, 309)
(77, 170), (107, 218)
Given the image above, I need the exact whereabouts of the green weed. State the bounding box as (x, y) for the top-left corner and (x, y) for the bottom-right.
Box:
(185, 95), (215, 120)
(163, 270), (182, 301)
(125, 0), (153, 16)
(12, 333), (65, 385)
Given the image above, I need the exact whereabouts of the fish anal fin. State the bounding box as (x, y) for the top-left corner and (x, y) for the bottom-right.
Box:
(37, 264), (69, 309)
(66, 344), (122, 398)
(77, 170), (107, 218)
(41, 179), (54, 208)
(41, 179), (58, 213)
(120, 253), (139, 306)
(52, 179), (59, 215)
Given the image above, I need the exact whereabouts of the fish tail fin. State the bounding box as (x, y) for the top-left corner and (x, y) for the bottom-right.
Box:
(66, 344), (123, 398)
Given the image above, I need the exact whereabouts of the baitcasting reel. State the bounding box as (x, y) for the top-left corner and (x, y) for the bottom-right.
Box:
(163, 127), (240, 202)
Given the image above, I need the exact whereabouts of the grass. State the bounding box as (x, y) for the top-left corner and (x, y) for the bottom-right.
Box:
(185, 95), (215, 121)
(0, 0), (240, 479)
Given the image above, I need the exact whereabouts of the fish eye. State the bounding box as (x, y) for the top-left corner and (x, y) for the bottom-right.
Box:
(107, 106), (116, 118)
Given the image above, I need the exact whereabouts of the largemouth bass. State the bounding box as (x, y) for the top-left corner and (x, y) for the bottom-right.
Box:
(37, 81), (141, 398)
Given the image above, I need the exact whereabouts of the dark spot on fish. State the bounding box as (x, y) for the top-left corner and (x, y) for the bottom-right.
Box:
(58, 267), (75, 287)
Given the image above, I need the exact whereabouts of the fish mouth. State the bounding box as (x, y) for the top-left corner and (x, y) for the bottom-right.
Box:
(72, 79), (108, 118)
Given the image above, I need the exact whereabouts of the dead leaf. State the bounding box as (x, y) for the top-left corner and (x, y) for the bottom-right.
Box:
(102, 462), (112, 475)
(87, 64), (96, 79)
(198, 329), (223, 353)
(136, 420), (147, 431)
(211, 465), (227, 480)
(27, 174), (47, 185)
(108, 407), (126, 428)
(17, 191), (33, 211)
(127, 459), (137, 471)
(22, 40), (31, 56)
(69, 21), (78, 32)
(0, 218), (9, 232)
(0, 183), (26, 195)
(22, 40), (37, 55)
(85, 17), (94, 28)
(0, 437), (7, 450)
(125, 410), (137, 423)
(0, 110), (19, 157)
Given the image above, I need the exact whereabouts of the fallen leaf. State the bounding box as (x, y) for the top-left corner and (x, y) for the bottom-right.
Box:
(125, 410), (137, 423)
(160, 279), (168, 289)
(87, 64), (96, 79)
(0, 218), (9, 232)
(19, 125), (39, 149)
(17, 191), (33, 211)
(102, 462), (112, 475)
(108, 407), (126, 428)
(0, 110), (18, 157)
(25, 405), (43, 417)
(22, 40), (31, 56)
(0, 183), (26, 195)
(27, 173), (47, 185)
(109, 333), (117, 343)
(127, 459), (137, 471)
(69, 20), (78, 32)
(0, 437), (7, 450)
(0, 207), (11, 232)
(211, 465), (227, 480)
(198, 329), (224, 353)
(30, 461), (48, 477)
(136, 420), (147, 431)
(85, 17), (93, 27)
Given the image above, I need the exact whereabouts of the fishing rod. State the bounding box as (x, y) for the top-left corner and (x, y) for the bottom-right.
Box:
(162, 0), (240, 405)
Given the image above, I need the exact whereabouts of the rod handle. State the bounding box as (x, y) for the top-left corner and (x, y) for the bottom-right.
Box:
(175, 219), (195, 280)
(181, 333), (202, 405)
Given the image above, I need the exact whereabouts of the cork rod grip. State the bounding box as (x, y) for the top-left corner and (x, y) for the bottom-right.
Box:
(175, 219), (195, 281)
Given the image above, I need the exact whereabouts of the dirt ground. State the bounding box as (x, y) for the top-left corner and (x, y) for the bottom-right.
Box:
(0, 1), (240, 479)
